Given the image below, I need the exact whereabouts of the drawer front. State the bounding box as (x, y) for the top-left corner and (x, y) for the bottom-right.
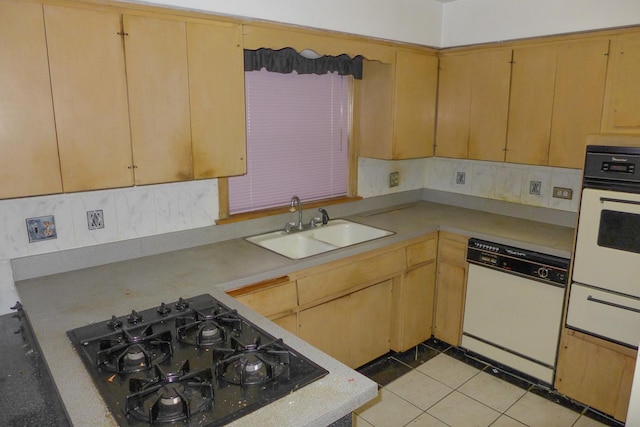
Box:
(406, 236), (437, 268)
(567, 283), (640, 348)
(438, 237), (468, 265)
(234, 281), (297, 317)
(298, 248), (405, 305)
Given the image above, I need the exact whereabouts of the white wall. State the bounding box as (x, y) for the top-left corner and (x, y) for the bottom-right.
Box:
(132, 0), (444, 46)
(442, 0), (640, 47)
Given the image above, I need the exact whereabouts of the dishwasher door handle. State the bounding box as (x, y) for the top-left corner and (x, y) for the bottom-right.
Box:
(587, 295), (640, 314)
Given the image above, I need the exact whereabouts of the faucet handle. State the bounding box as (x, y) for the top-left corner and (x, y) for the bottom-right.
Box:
(318, 208), (330, 225)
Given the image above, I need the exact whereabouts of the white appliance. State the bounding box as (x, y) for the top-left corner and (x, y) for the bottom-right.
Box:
(567, 144), (640, 348)
(462, 239), (569, 384)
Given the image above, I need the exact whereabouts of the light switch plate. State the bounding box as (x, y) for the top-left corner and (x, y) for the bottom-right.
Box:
(26, 215), (57, 243)
(529, 180), (542, 195)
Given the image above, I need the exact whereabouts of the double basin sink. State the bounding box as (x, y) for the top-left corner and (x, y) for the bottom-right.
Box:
(246, 219), (394, 259)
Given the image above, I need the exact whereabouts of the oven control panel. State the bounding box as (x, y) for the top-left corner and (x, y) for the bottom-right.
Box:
(467, 239), (569, 286)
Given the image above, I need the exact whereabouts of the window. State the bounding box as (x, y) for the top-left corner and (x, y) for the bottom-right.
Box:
(228, 69), (350, 214)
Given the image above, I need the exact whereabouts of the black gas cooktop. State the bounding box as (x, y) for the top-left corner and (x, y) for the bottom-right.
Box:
(67, 294), (328, 426)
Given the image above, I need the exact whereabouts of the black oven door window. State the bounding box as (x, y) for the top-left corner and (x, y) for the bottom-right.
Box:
(598, 209), (640, 254)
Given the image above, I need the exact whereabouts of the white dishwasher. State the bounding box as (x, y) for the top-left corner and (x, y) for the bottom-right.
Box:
(461, 239), (569, 385)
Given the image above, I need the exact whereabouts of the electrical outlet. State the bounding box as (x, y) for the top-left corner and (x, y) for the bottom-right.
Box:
(529, 180), (542, 196)
(553, 187), (574, 200)
(26, 215), (57, 243)
(456, 171), (466, 185)
(87, 210), (104, 230)
(389, 171), (400, 187)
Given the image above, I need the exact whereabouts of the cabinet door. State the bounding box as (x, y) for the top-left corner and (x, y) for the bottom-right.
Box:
(0, 1), (62, 199)
(555, 329), (635, 422)
(45, 5), (133, 193)
(187, 22), (246, 178)
(506, 44), (557, 165)
(392, 264), (436, 352)
(357, 60), (394, 159)
(350, 280), (392, 368)
(299, 296), (351, 365)
(602, 33), (640, 132)
(394, 51), (438, 158)
(123, 15), (193, 185)
(434, 233), (468, 346)
(468, 49), (512, 161)
(435, 54), (471, 158)
(549, 38), (609, 168)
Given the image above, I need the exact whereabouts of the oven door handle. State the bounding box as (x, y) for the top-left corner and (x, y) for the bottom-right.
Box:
(587, 295), (640, 314)
(600, 197), (640, 207)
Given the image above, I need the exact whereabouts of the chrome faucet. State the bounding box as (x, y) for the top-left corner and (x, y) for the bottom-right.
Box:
(288, 196), (303, 231)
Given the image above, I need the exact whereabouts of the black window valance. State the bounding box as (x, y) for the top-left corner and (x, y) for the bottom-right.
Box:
(244, 47), (363, 79)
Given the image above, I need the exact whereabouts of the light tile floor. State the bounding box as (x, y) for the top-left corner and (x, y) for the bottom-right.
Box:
(354, 340), (622, 427)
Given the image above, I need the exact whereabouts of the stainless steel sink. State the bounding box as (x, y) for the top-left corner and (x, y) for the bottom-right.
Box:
(245, 219), (394, 259)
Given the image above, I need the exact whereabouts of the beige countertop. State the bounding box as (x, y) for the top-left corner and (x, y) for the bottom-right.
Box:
(15, 201), (575, 427)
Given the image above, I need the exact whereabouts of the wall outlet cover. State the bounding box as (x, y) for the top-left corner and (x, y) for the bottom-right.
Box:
(553, 187), (573, 200)
(87, 210), (105, 230)
(456, 171), (466, 185)
(26, 215), (57, 243)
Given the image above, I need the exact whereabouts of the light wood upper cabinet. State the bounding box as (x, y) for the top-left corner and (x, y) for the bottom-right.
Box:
(602, 33), (640, 133)
(505, 44), (558, 165)
(436, 49), (511, 161)
(358, 49), (438, 159)
(468, 49), (512, 161)
(187, 22), (246, 179)
(507, 39), (609, 167)
(435, 54), (471, 158)
(393, 50), (438, 158)
(0, 1), (62, 199)
(549, 39), (609, 168)
(123, 15), (193, 185)
(45, 5), (134, 193)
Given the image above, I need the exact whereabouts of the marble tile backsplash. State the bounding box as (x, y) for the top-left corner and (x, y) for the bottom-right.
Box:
(360, 157), (582, 212)
(1, 159), (581, 315)
(425, 158), (582, 212)
(0, 179), (220, 264)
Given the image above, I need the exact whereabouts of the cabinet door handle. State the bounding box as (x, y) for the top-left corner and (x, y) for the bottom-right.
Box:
(587, 295), (640, 314)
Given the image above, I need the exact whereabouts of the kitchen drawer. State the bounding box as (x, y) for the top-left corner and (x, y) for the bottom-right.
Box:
(227, 277), (297, 318)
(438, 232), (468, 265)
(567, 283), (640, 348)
(297, 248), (405, 306)
(406, 234), (437, 268)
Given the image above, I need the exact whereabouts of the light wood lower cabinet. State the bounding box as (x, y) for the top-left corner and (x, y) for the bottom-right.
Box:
(226, 277), (298, 336)
(433, 232), (468, 346)
(299, 280), (392, 369)
(555, 328), (636, 423)
(391, 234), (438, 352)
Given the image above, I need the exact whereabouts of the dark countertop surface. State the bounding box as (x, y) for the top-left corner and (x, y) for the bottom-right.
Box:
(0, 304), (69, 427)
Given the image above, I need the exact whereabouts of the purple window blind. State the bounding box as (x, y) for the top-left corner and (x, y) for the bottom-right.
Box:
(228, 69), (349, 214)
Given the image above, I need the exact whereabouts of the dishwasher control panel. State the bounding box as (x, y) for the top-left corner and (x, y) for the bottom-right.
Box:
(467, 238), (570, 286)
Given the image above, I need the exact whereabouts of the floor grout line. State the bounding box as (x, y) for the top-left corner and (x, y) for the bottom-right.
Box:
(355, 338), (622, 427)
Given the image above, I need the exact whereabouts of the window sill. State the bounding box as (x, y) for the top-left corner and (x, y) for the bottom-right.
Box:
(215, 196), (362, 225)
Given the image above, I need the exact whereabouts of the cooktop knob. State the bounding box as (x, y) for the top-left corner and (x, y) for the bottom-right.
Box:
(127, 310), (142, 324)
